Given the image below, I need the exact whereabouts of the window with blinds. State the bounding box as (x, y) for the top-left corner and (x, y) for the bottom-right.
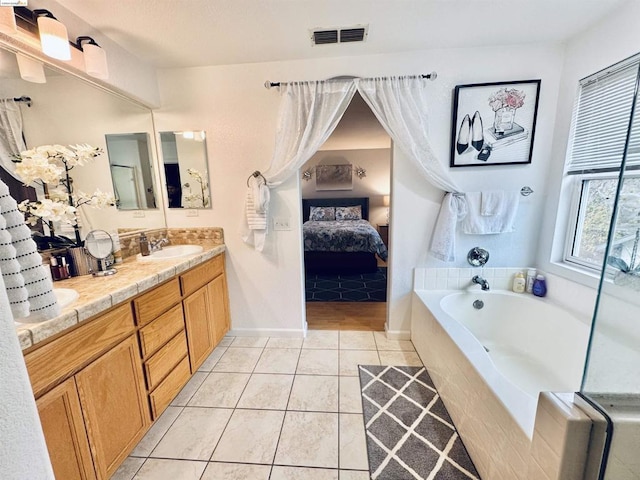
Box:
(564, 54), (640, 271)
(566, 55), (640, 175)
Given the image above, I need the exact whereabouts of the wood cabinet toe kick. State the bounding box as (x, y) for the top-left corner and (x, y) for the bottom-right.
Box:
(26, 252), (230, 480)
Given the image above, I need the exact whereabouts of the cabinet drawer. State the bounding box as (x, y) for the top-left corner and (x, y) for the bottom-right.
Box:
(149, 356), (191, 419)
(180, 255), (224, 296)
(145, 332), (188, 391)
(26, 304), (135, 398)
(139, 304), (185, 359)
(133, 278), (181, 326)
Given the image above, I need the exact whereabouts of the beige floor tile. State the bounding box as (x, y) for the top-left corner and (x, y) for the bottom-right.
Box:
(271, 466), (339, 479)
(339, 377), (363, 414)
(171, 372), (207, 407)
(237, 374), (294, 410)
(296, 349), (339, 375)
(151, 407), (233, 460)
(188, 373), (250, 408)
(230, 336), (269, 348)
(303, 330), (339, 349)
(288, 375), (339, 412)
(111, 456), (144, 480)
(339, 350), (380, 376)
(254, 348), (300, 374)
(339, 414), (369, 470)
(131, 406), (182, 457)
(275, 411), (339, 468)
(133, 459), (206, 480)
(339, 331), (376, 350)
(266, 337), (304, 349)
(378, 351), (423, 366)
(213, 347), (263, 372)
(201, 462), (271, 479)
(339, 471), (370, 480)
(218, 336), (235, 347)
(373, 331), (415, 351)
(211, 409), (285, 464)
(197, 346), (228, 371)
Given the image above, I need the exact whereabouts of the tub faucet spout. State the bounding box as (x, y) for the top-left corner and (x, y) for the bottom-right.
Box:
(472, 275), (490, 291)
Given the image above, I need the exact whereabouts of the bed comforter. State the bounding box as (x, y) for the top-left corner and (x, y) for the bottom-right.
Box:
(302, 219), (388, 261)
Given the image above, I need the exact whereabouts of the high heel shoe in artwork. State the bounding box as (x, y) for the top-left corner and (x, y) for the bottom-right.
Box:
(456, 114), (471, 154)
(471, 111), (484, 151)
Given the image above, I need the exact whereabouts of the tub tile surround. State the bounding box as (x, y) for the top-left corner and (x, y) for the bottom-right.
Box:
(15, 244), (226, 350)
(411, 280), (597, 480)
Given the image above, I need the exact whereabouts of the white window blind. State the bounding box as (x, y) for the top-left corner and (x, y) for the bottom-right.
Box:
(567, 55), (640, 174)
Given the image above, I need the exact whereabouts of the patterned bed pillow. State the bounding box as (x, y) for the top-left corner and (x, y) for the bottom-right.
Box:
(309, 206), (335, 221)
(335, 205), (362, 221)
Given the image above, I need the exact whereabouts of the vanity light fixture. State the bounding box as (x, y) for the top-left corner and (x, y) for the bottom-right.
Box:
(16, 53), (46, 83)
(0, 7), (17, 35)
(76, 36), (108, 80)
(33, 9), (71, 61)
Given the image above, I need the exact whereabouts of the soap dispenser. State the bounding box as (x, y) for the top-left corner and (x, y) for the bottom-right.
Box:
(139, 232), (150, 256)
(512, 272), (526, 293)
(532, 274), (547, 297)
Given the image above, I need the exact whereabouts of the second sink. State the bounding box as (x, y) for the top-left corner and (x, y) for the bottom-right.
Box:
(137, 244), (204, 261)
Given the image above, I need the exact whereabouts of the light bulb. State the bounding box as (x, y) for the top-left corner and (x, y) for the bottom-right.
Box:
(37, 15), (71, 60)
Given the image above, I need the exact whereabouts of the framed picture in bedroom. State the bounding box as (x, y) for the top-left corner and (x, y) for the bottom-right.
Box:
(450, 79), (541, 168)
(315, 164), (353, 191)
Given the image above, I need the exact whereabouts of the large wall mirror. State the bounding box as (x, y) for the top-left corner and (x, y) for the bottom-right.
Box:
(160, 131), (211, 209)
(0, 47), (165, 241)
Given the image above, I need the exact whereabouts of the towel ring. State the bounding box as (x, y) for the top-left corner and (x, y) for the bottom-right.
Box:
(247, 170), (267, 187)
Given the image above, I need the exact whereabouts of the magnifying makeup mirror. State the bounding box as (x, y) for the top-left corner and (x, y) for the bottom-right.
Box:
(85, 230), (117, 276)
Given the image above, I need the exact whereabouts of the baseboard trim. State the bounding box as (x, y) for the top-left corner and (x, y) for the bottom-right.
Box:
(227, 327), (306, 338)
(385, 329), (411, 340)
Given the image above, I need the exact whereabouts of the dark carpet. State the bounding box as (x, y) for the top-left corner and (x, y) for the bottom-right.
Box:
(359, 365), (481, 480)
(305, 267), (387, 302)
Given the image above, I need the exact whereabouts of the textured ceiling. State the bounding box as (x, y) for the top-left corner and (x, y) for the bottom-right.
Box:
(55, 0), (626, 69)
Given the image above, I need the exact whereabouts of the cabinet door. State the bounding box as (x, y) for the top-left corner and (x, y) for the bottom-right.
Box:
(208, 274), (230, 344)
(37, 378), (97, 480)
(183, 285), (215, 371)
(75, 335), (150, 479)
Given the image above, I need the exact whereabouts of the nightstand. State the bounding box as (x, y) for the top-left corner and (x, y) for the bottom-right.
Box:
(377, 224), (389, 248)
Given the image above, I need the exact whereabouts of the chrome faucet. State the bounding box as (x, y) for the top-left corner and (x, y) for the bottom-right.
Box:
(150, 238), (169, 252)
(472, 275), (490, 291)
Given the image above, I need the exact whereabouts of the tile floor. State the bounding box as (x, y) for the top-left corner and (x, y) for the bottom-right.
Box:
(112, 330), (422, 480)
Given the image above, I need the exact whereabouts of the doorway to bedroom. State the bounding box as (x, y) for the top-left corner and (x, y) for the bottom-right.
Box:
(301, 92), (391, 331)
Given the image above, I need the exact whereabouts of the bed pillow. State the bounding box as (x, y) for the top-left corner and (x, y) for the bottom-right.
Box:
(309, 206), (335, 221)
(335, 205), (362, 221)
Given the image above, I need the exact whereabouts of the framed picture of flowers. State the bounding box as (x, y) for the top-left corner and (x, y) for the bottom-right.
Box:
(450, 79), (541, 167)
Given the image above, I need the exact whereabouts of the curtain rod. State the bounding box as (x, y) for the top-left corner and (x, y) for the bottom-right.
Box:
(263, 72), (438, 90)
(2, 96), (32, 107)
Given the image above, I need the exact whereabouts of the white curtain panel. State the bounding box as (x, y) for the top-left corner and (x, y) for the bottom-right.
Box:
(0, 99), (26, 181)
(263, 80), (357, 185)
(355, 77), (458, 192)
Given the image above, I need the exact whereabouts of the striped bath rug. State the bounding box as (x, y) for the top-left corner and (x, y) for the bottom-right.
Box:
(358, 365), (481, 480)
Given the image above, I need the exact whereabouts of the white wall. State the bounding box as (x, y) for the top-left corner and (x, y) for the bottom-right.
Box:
(301, 148), (391, 227)
(155, 42), (564, 337)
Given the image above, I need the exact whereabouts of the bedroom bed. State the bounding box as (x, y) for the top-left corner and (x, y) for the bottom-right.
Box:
(302, 197), (388, 274)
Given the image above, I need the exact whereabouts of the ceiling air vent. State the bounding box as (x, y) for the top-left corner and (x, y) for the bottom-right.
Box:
(310, 25), (368, 46)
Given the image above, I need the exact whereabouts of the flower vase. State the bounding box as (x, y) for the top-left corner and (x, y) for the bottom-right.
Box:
(493, 107), (516, 134)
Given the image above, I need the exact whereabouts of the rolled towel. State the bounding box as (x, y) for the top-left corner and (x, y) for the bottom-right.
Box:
(0, 180), (59, 321)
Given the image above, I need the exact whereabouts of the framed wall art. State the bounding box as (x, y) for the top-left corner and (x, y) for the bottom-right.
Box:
(315, 164), (353, 191)
(450, 79), (541, 167)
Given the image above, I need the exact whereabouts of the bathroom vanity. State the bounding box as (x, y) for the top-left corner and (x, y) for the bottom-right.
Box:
(18, 245), (229, 480)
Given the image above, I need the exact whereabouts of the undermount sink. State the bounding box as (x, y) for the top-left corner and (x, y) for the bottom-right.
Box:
(136, 244), (204, 261)
(15, 288), (79, 324)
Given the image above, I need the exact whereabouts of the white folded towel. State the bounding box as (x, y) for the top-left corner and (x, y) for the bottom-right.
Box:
(242, 175), (270, 252)
(0, 180), (60, 321)
(429, 193), (468, 262)
(461, 191), (520, 234)
(481, 191), (506, 216)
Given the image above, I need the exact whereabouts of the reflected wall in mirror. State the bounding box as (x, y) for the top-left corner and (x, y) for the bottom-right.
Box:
(106, 133), (157, 210)
(0, 47), (166, 241)
(160, 131), (210, 209)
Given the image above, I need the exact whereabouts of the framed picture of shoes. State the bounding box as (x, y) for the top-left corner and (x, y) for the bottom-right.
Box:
(450, 79), (541, 167)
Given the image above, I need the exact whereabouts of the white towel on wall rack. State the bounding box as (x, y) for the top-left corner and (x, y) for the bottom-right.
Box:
(461, 191), (520, 234)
